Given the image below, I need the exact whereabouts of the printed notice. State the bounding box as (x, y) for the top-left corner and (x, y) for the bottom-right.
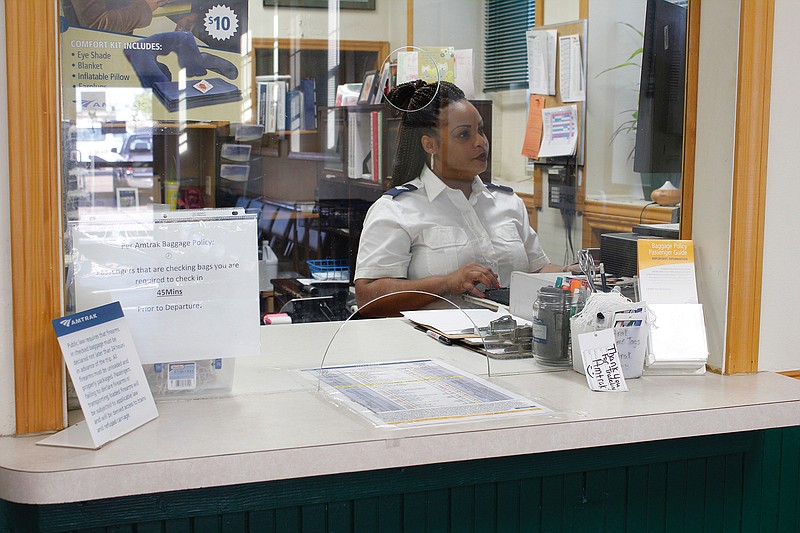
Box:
(42, 302), (158, 449)
(302, 359), (550, 427)
(71, 209), (260, 363)
(637, 239), (698, 304)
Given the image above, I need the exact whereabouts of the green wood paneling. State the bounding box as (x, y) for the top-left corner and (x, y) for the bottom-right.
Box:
(778, 427), (800, 532)
(3, 427), (800, 532)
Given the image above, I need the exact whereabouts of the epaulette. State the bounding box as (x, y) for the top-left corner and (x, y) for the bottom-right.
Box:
(384, 184), (418, 198)
(486, 182), (514, 193)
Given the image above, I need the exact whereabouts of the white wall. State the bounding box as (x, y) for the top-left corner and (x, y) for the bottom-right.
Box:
(691, 0), (739, 370)
(250, 0), (406, 50)
(0, 0), (15, 436)
(759, 0), (800, 371)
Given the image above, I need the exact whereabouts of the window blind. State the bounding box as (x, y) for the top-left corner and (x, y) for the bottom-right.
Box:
(484, 0), (536, 92)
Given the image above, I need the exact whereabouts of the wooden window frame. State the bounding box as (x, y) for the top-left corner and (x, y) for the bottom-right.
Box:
(7, 0), (774, 434)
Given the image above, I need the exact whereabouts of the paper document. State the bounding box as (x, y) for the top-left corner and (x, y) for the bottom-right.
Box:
(559, 34), (585, 102)
(454, 49), (475, 98)
(527, 29), (557, 95)
(302, 359), (550, 426)
(538, 105), (578, 158)
(521, 94), (546, 159)
(401, 308), (531, 337)
(397, 51), (418, 85)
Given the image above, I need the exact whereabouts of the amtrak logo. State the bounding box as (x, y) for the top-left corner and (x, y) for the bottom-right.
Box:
(59, 313), (98, 328)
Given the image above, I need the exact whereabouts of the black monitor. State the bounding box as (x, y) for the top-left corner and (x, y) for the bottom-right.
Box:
(633, 0), (687, 175)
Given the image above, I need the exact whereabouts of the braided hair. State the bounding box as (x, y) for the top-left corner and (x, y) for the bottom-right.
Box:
(385, 80), (466, 186)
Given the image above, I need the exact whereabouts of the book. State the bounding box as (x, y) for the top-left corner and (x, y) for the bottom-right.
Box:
(370, 110), (382, 183)
(348, 112), (372, 180)
(286, 90), (302, 131)
(298, 78), (317, 130)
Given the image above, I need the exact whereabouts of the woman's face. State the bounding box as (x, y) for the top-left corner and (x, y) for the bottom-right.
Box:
(428, 100), (489, 181)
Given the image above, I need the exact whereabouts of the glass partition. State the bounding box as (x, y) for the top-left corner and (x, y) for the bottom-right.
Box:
(59, 0), (690, 323)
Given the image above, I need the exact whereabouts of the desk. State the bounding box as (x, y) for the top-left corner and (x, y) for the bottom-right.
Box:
(2, 318), (800, 531)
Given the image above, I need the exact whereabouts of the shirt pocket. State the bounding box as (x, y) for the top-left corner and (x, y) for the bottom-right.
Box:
(420, 226), (469, 276)
(494, 223), (529, 269)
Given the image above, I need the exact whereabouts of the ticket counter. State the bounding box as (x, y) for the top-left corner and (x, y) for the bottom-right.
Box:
(2, 318), (800, 531)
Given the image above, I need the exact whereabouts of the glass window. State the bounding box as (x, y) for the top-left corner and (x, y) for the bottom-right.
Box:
(59, 0), (688, 323)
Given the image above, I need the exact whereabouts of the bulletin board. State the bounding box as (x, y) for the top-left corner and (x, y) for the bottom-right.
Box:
(526, 19), (588, 166)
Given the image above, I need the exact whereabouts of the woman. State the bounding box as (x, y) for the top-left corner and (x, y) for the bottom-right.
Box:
(354, 80), (564, 316)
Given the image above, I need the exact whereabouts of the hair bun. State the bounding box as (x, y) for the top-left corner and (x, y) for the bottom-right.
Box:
(386, 80), (428, 113)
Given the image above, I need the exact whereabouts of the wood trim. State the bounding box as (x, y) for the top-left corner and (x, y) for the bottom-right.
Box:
(251, 38), (389, 59)
(724, 0), (774, 374)
(535, 1), (543, 26)
(778, 371), (800, 380)
(582, 200), (675, 249)
(407, 0), (413, 47)
(679, 0), (701, 239)
(518, 192), (538, 231)
(7, 1), (65, 433)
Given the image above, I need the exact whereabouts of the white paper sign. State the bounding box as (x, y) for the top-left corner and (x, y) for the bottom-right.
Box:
(578, 328), (628, 392)
(72, 209), (260, 363)
(43, 302), (158, 449)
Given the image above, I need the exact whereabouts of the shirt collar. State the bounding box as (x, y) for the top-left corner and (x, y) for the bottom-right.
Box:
(471, 177), (495, 201)
(420, 166), (487, 203)
(420, 166), (447, 202)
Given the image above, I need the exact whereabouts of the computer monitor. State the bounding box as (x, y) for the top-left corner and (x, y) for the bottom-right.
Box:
(633, 0), (687, 175)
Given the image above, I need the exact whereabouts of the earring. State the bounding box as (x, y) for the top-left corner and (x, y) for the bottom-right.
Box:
(430, 152), (435, 168)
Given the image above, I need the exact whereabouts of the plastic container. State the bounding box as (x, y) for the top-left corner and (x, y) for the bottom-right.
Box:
(143, 358), (236, 399)
(259, 242), (278, 291)
(532, 286), (585, 367)
(307, 258), (350, 281)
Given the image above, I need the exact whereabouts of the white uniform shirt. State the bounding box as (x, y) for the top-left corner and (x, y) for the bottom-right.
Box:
(355, 166), (550, 286)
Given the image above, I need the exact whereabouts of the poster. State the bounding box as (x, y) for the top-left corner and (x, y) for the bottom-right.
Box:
(61, 0), (248, 122)
(71, 209), (260, 364)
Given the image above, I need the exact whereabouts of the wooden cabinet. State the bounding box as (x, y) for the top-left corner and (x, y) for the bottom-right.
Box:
(581, 198), (679, 249)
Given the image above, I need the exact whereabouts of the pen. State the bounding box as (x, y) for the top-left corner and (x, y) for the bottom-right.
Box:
(425, 329), (452, 346)
(600, 262), (608, 293)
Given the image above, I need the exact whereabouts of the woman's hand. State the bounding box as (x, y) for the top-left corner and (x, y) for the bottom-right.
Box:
(445, 262), (500, 298)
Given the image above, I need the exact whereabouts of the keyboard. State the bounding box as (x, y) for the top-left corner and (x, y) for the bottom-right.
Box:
(484, 287), (510, 306)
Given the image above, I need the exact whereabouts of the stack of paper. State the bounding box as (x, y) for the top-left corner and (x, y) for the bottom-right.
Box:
(637, 239), (708, 375)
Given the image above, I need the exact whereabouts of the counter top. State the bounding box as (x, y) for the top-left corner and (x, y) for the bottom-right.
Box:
(2, 318), (800, 505)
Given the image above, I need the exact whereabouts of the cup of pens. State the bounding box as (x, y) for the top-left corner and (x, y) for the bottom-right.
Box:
(532, 284), (586, 367)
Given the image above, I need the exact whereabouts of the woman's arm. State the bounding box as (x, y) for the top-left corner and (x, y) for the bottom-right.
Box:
(355, 262), (499, 317)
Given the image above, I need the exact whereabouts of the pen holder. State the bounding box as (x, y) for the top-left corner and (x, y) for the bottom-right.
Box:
(532, 287), (584, 367)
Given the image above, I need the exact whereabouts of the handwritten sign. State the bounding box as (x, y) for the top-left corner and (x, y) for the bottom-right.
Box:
(43, 302), (158, 449)
(72, 209), (260, 364)
(577, 329), (628, 392)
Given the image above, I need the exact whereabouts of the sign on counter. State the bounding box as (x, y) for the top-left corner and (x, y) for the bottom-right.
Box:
(42, 302), (158, 449)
